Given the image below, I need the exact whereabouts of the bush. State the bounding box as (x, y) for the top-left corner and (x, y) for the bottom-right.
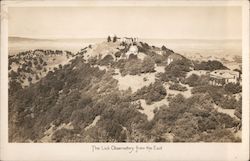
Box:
(98, 54), (114, 66)
(165, 59), (192, 80)
(135, 82), (167, 104)
(128, 54), (138, 60)
(107, 36), (111, 42)
(191, 85), (225, 104)
(123, 59), (142, 75)
(194, 60), (228, 71)
(77, 94), (92, 109)
(219, 96), (238, 109)
(215, 112), (238, 128)
(141, 56), (155, 73)
(116, 56), (156, 76)
(224, 83), (242, 94)
(52, 128), (74, 142)
(169, 83), (187, 91)
(28, 77), (32, 82)
(114, 51), (122, 58)
(184, 74), (199, 86)
(113, 36), (117, 42)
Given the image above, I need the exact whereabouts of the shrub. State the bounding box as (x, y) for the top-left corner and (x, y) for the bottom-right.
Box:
(234, 96), (242, 119)
(35, 75), (39, 80)
(194, 60), (228, 71)
(184, 74), (209, 87)
(28, 77), (32, 82)
(113, 36), (117, 42)
(169, 83), (187, 91)
(52, 128), (74, 142)
(107, 36), (111, 42)
(135, 82), (167, 104)
(141, 56), (155, 73)
(98, 54), (114, 66)
(77, 95), (92, 109)
(123, 59), (142, 75)
(200, 128), (240, 142)
(191, 85), (225, 104)
(114, 51), (122, 58)
(215, 112), (238, 128)
(165, 59), (192, 79)
(219, 96), (238, 109)
(128, 54), (138, 60)
(224, 83), (242, 94)
(185, 74), (199, 86)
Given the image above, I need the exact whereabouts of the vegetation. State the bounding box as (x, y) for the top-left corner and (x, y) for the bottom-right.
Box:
(169, 83), (187, 91)
(193, 60), (228, 71)
(159, 59), (192, 82)
(107, 36), (111, 42)
(8, 39), (241, 143)
(184, 74), (209, 87)
(135, 81), (167, 104)
(152, 94), (240, 142)
(114, 56), (155, 76)
(224, 83), (242, 94)
(219, 96), (239, 109)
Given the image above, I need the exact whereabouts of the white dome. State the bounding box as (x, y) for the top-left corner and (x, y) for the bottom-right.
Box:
(110, 34), (116, 38)
(129, 45), (138, 53)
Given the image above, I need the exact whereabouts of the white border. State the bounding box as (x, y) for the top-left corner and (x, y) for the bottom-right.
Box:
(1, 1), (249, 161)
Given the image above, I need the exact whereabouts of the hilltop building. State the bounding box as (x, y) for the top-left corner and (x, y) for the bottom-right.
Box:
(118, 37), (138, 44)
(108, 35), (138, 44)
(125, 45), (139, 58)
(209, 70), (240, 86)
(167, 54), (183, 65)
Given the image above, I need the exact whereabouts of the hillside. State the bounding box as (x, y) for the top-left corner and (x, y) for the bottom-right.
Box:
(8, 37), (242, 142)
(9, 49), (75, 88)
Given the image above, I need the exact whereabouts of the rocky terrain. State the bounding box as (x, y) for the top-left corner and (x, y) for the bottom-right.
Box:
(8, 36), (242, 142)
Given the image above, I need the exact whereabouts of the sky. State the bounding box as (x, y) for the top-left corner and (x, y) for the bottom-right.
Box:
(8, 6), (242, 40)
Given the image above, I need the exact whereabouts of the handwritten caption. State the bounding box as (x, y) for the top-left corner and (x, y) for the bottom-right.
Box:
(91, 145), (163, 153)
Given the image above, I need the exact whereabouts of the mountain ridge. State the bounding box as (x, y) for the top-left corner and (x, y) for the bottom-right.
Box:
(8, 37), (242, 143)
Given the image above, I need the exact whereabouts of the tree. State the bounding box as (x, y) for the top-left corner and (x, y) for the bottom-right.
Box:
(141, 56), (155, 73)
(161, 45), (167, 50)
(184, 74), (209, 87)
(165, 59), (192, 79)
(27, 61), (32, 67)
(115, 51), (122, 58)
(128, 54), (138, 60)
(224, 83), (242, 94)
(219, 96), (238, 109)
(98, 54), (114, 66)
(169, 83), (187, 91)
(35, 74), (39, 80)
(185, 74), (200, 86)
(28, 77), (32, 82)
(136, 82), (166, 104)
(113, 35), (117, 42)
(107, 36), (111, 42)
(194, 60), (228, 71)
(9, 71), (18, 79)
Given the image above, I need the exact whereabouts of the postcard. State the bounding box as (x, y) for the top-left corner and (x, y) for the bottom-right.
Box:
(0, 0), (249, 160)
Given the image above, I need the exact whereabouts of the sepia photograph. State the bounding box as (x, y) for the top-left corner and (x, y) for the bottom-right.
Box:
(1, 0), (249, 160)
(7, 4), (243, 143)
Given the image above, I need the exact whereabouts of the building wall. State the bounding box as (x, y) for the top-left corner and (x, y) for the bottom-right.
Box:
(209, 71), (239, 86)
(167, 58), (173, 65)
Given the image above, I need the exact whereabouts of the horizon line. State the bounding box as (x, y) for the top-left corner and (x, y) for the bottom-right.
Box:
(8, 36), (242, 41)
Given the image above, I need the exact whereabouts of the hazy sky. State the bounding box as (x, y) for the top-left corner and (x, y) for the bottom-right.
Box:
(8, 6), (242, 39)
